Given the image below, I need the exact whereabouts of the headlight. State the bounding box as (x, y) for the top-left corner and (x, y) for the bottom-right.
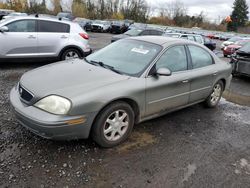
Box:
(34, 95), (71, 115)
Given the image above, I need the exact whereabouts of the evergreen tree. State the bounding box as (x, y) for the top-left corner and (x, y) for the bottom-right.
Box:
(227, 0), (249, 31)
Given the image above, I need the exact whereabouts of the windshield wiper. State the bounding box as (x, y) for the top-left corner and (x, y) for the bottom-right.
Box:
(88, 60), (123, 75)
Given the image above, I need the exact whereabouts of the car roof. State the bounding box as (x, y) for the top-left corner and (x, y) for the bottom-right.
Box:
(2, 15), (73, 24)
(129, 36), (197, 46)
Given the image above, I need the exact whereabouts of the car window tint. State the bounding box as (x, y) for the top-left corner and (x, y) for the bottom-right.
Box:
(156, 46), (187, 72)
(38, 20), (70, 33)
(6, 20), (35, 32)
(140, 30), (151, 35)
(188, 45), (213, 69)
(194, 36), (203, 44)
(181, 35), (188, 39)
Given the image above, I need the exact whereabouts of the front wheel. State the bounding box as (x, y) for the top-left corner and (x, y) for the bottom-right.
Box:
(91, 102), (135, 148)
(204, 81), (224, 108)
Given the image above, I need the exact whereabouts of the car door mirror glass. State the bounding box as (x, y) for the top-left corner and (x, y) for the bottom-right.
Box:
(156, 68), (172, 76)
(0, 26), (9, 32)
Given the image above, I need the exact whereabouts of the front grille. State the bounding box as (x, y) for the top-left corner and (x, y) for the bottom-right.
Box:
(18, 84), (33, 102)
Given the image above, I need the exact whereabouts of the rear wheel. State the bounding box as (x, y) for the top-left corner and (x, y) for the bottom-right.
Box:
(61, 48), (81, 60)
(91, 102), (134, 148)
(204, 81), (224, 108)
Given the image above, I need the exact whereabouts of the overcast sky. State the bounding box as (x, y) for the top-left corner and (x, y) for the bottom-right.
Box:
(147, 0), (250, 23)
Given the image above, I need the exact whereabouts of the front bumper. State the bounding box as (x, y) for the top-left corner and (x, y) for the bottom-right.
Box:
(231, 59), (250, 76)
(10, 87), (96, 140)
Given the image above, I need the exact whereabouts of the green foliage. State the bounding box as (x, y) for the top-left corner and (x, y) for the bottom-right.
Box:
(227, 0), (249, 31)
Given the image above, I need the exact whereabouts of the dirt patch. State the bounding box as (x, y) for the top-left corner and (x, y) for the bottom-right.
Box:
(116, 131), (157, 153)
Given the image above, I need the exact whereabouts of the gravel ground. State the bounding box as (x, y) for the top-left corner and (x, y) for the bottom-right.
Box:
(0, 33), (250, 188)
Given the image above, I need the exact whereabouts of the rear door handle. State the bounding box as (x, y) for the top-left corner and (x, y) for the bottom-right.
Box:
(61, 35), (68, 39)
(182, 80), (189, 83)
(28, 35), (36, 39)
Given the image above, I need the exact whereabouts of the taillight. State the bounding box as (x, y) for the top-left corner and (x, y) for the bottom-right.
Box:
(79, 33), (89, 40)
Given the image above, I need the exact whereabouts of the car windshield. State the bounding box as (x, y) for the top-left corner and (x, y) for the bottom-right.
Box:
(235, 40), (249, 46)
(124, 29), (143, 36)
(239, 42), (250, 52)
(228, 37), (241, 42)
(0, 17), (13, 24)
(86, 39), (162, 77)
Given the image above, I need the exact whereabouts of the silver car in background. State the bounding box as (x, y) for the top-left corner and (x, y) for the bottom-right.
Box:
(10, 37), (232, 147)
(0, 15), (91, 62)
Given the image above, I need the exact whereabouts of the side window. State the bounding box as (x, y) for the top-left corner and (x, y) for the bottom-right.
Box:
(6, 20), (36, 32)
(181, 35), (188, 40)
(187, 35), (195, 41)
(140, 30), (150, 35)
(156, 46), (188, 72)
(150, 30), (163, 36)
(38, 20), (70, 33)
(188, 45), (213, 69)
(194, 36), (203, 44)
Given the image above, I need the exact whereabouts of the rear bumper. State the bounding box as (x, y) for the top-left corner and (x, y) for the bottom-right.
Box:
(10, 87), (97, 140)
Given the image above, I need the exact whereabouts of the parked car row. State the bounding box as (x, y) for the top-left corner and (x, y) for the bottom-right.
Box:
(74, 18), (133, 34)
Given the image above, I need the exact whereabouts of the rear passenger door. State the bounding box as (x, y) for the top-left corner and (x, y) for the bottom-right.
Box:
(37, 20), (70, 57)
(187, 45), (217, 103)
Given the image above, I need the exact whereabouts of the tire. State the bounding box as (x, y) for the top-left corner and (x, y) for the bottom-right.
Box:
(61, 48), (81, 60)
(223, 54), (227, 57)
(204, 81), (224, 108)
(91, 102), (135, 148)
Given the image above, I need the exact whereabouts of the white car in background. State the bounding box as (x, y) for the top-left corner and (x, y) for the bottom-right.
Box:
(91, 20), (111, 32)
(0, 15), (92, 62)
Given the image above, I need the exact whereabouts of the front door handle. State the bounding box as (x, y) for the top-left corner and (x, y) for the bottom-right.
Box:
(213, 71), (218, 76)
(28, 35), (36, 39)
(61, 35), (68, 39)
(182, 80), (189, 83)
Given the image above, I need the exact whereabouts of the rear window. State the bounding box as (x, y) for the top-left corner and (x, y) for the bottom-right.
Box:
(38, 20), (70, 33)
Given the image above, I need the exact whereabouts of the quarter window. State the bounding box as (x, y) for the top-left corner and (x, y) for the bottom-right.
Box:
(188, 45), (213, 69)
(194, 36), (203, 44)
(156, 46), (188, 72)
(6, 20), (36, 32)
(38, 20), (70, 33)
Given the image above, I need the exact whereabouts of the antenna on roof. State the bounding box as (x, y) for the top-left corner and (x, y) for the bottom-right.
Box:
(35, 14), (39, 18)
(58, 17), (62, 21)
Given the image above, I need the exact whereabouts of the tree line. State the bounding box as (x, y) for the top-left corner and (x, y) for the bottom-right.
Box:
(0, 0), (249, 32)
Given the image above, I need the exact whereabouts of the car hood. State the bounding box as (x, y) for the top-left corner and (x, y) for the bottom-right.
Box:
(20, 59), (130, 100)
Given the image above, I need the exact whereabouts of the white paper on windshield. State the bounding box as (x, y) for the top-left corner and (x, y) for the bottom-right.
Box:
(131, 48), (149, 54)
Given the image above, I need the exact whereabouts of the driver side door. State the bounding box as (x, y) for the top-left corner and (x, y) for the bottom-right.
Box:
(0, 19), (38, 58)
(145, 45), (191, 116)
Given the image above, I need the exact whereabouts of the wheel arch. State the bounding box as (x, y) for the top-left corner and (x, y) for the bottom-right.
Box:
(92, 97), (141, 127)
(59, 45), (84, 59)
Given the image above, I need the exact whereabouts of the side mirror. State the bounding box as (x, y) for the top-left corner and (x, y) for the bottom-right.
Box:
(156, 67), (172, 76)
(0, 26), (8, 33)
